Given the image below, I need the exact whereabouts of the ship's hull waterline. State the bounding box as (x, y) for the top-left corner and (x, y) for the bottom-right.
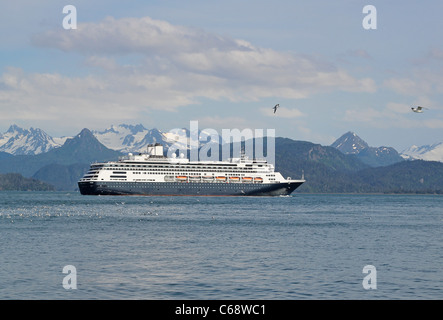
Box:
(78, 180), (304, 196)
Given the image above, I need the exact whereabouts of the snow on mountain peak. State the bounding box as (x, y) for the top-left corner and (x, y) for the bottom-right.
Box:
(3, 124), (443, 163)
(330, 131), (369, 155)
(93, 124), (165, 153)
(0, 125), (66, 155)
(401, 141), (443, 162)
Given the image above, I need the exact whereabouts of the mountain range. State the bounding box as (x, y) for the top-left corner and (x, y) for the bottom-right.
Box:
(0, 124), (217, 156)
(92, 124), (168, 153)
(1, 124), (443, 193)
(275, 138), (443, 193)
(330, 131), (404, 167)
(400, 142), (443, 162)
(0, 125), (67, 155)
(1, 124), (441, 163)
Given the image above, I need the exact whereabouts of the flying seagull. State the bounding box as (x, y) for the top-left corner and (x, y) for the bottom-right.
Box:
(411, 106), (427, 113)
(273, 104), (280, 114)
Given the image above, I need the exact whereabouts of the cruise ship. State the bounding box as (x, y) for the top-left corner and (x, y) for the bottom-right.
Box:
(78, 143), (305, 196)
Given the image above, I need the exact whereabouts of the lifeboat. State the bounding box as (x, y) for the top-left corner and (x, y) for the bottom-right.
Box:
(242, 177), (253, 182)
(215, 176), (227, 182)
(254, 177), (263, 183)
(189, 176), (201, 182)
(202, 176), (214, 181)
(176, 176), (187, 181)
(229, 177), (240, 182)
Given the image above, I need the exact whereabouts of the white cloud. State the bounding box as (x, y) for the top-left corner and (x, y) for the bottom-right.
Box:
(0, 66), (187, 125)
(343, 107), (385, 123)
(386, 102), (412, 114)
(32, 16), (242, 55)
(195, 116), (248, 129)
(296, 126), (337, 145)
(31, 16), (375, 99)
(342, 100), (443, 130)
(1, 16), (377, 131)
(384, 66), (443, 98)
(424, 119), (443, 128)
(260, 107), (304, 118)
(383, 77), (431, 96)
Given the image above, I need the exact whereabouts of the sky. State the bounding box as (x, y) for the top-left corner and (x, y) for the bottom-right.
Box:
(1, 0), (443, 152)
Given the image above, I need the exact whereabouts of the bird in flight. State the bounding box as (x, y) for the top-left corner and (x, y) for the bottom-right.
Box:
(273, 104), (280, 113)
(411, 106), (427, 113)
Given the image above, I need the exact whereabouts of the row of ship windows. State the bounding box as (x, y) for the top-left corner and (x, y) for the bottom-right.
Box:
(104, 163), (264, 167)
(96, 166), (268, 171)
(87, 173), (274, 178)
(104, 169), (269, 174)
(105, 179), (265, 184)
(128, 172), (272, 176)
(88, 171), (268, 176)
(99, 183), (259, 188)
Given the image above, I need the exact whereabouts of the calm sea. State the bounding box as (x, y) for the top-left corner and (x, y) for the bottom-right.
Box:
(0, 192), (441, 300)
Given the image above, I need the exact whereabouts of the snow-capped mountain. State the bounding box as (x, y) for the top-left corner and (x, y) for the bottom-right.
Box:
(92, 124), (164, 153)
(330, 131), (369, 154)
(0, 125), (68, 155)
(92, 124), (220, 154)
(331, 131), (404, 167)
(11, 123), (438, 166)
(401, 142), (443, 162)
(0, 123), (223, 156)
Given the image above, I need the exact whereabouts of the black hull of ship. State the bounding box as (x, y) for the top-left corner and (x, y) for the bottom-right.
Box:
(78, 181), (304, 196)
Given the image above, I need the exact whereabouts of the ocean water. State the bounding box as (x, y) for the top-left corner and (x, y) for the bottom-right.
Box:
(0, 191), (442, 300)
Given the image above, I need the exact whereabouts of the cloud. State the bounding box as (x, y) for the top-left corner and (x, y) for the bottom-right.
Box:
(428, 48), (443, 61)
(31, 16), (376, 98)
(2, 16), (377, 130)
(0, 66), (189, 128)
(260, 106), (304, 118)
(84, 56), (119, 71)
(342, 100), (443, 130)
(32, 16), (243, 55)
(347, 49), (372, 60)
(386, 102), (412, 114)
(195, 116), (248, 129)
(424, 119), (443, 128)
(383, 77), (432, 96)
(343, 107), (386, 123)
(296, 126), (337, 145)
(384, 61), (443, 99)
